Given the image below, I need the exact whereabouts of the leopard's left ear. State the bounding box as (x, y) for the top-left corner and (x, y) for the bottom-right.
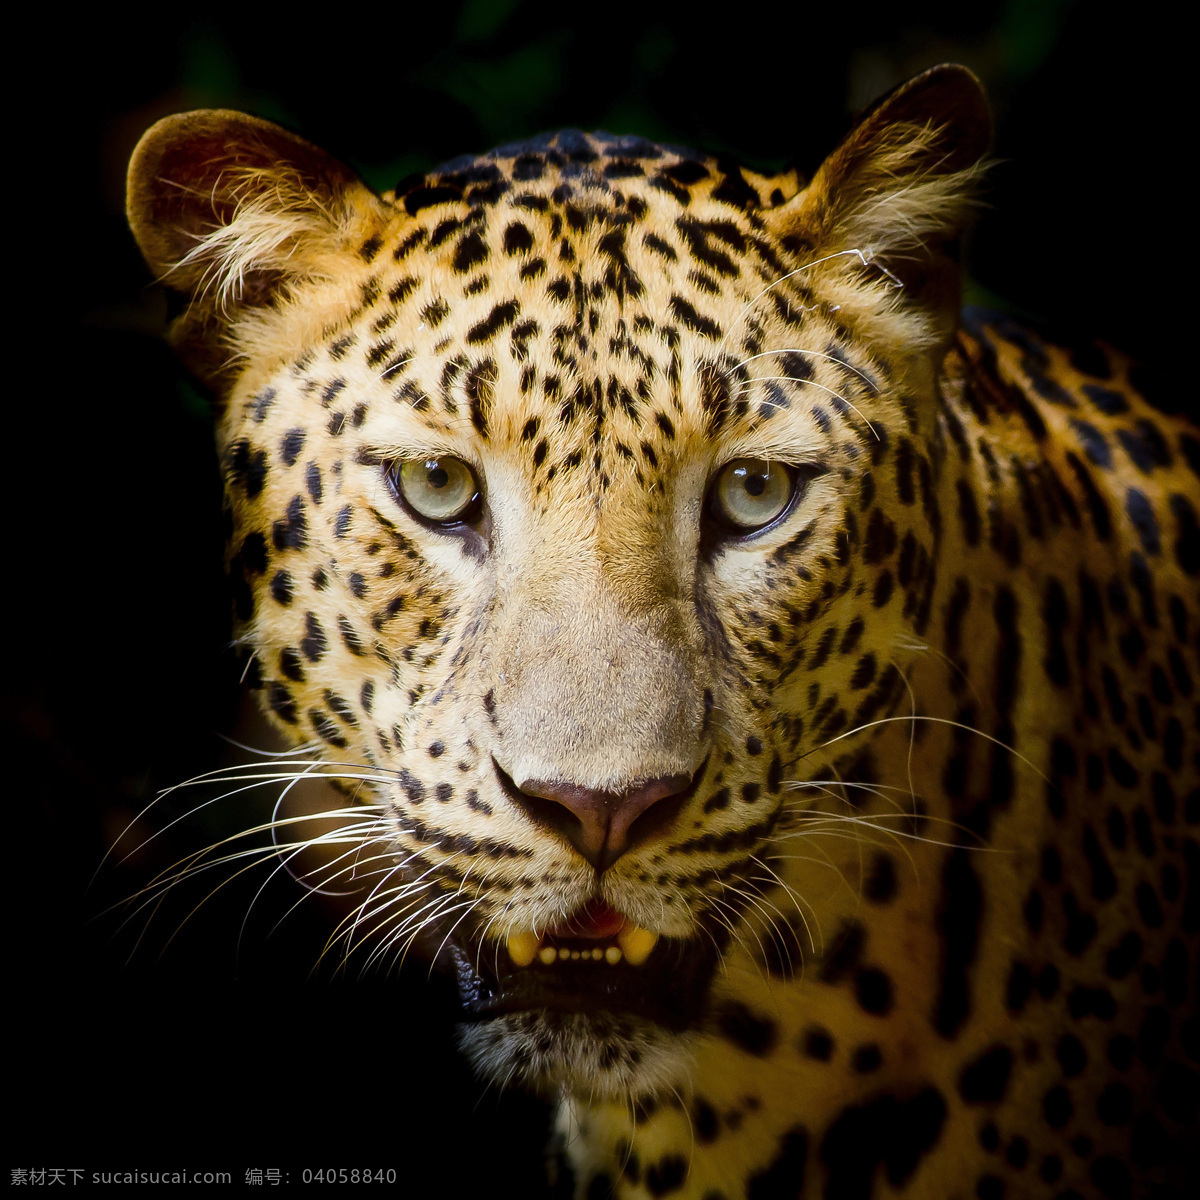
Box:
(765, 64), (991, 348)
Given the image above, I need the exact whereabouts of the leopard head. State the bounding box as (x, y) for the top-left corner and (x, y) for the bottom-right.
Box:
(127, 65), (988, 1099)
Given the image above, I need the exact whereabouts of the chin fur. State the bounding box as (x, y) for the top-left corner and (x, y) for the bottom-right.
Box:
(457, 1011), (696, 1101)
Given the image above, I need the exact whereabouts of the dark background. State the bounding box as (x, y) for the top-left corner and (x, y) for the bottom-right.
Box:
(9, 1), (1184, 1191)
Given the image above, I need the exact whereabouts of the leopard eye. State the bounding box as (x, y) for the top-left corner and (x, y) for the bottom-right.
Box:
(387, 456), (482, 525)
(708, 458), (797, 532)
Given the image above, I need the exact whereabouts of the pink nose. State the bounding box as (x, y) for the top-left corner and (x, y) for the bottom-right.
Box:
(497, 762), (701, 871)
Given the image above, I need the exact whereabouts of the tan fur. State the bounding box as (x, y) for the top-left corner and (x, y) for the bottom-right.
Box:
(127, 66), (1197, 1198)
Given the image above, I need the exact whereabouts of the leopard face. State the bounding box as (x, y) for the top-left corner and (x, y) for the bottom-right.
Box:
(129, 67), (1199, 1198)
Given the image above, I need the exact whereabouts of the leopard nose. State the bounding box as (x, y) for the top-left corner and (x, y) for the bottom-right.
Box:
(495, 761), (700, 872)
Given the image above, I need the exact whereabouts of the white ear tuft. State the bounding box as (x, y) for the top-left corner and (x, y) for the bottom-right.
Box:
(127, 110), (387, 387)
(766, 65), (991, 349)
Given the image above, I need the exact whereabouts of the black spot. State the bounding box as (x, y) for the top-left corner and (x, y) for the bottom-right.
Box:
(818, 1087), (946, 1197)
(1043, 1085), (1072, 1128)
(466, 299), (520, 344)
(306, 462), (323, 504)
(452, 230), (489, 273)
(716, 1002), (777, 1056)
(872, 571), (894, 608)
(1124, 487), (1160, 554)
(746, 1127), (808, 1200)
(668, 295), (721, 339)
(855, 968), (892, 1015)
(280, 428), (305, 466)
(1136, 881), (1164, 928)
(767, 754), (783, 794)
(1082, 381), (1127, 414)
(934, 850), (982, 1036)
(710, 161), (759, 208)
(270, 570), (293, 606)
(1105, 931), (1143, 979)
(956, 480), (982, 546)
(230, 439), (268, 498)
(643, 1154), (686, 1197)
(642, 231), (678, 260)
(864, 853), (897, 904)
(397, 769), (425, 804)
(278, 647), (304, 682)
(691, 1099), (719, 1145)
(863, 509), (897, 564)
(267, 681), (297, 724)
(272, 495), (307, 551)
(1066, 452), (1112, 539)
(1166, 710), (1185, 768)
(1071, 419), (1111, 467)
(249, 387), (276, 421)
(975, 1174), (1003, 1200)
(959, 1044), (1013, 1104)
(1171, 492), (1200, 574)
(849, 654), (877, 690)
(300, 611), (327, 661)
(802, 1026), (834, 1061)
(1056, 1033), (1087, 1077)
(309, 708), (347, 748)
(502, 222), (533, 254)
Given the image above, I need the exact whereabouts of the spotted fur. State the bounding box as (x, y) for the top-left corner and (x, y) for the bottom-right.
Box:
(128, 66), (1198, 1198)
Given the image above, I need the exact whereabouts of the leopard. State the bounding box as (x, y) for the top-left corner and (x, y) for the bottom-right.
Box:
(127, 65), (1199, 1198)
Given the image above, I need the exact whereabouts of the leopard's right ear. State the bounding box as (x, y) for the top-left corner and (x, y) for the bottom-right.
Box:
(127, 110), (388, 388)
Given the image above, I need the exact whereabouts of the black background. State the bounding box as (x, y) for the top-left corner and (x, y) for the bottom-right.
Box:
(9, 1), (1185, 1191)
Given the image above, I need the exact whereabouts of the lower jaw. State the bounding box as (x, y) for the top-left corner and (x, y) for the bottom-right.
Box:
(456, 1009), (697, 1100)
(446, 931), (721, 1097)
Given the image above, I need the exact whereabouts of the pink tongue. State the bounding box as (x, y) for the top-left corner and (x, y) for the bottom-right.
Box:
(550, 898), (625, 940)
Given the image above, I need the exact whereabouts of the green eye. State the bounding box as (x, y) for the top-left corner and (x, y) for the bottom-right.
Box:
(389, 457), (482, 524)
(709, 459), (796, 531)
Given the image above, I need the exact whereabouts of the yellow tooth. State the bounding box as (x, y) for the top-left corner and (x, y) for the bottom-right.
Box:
(617, 925), (659, 966)
(506, 930), (540, 968)
(605, 946), (622, 965)
(538, 945), (557, 965)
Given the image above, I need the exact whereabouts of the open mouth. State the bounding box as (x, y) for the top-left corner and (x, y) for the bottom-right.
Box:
(449, 898), (723, 1031)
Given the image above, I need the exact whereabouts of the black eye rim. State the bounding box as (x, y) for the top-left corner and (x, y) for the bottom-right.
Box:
(383, 455), (486, 531)
(703, 458), (822, 541)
